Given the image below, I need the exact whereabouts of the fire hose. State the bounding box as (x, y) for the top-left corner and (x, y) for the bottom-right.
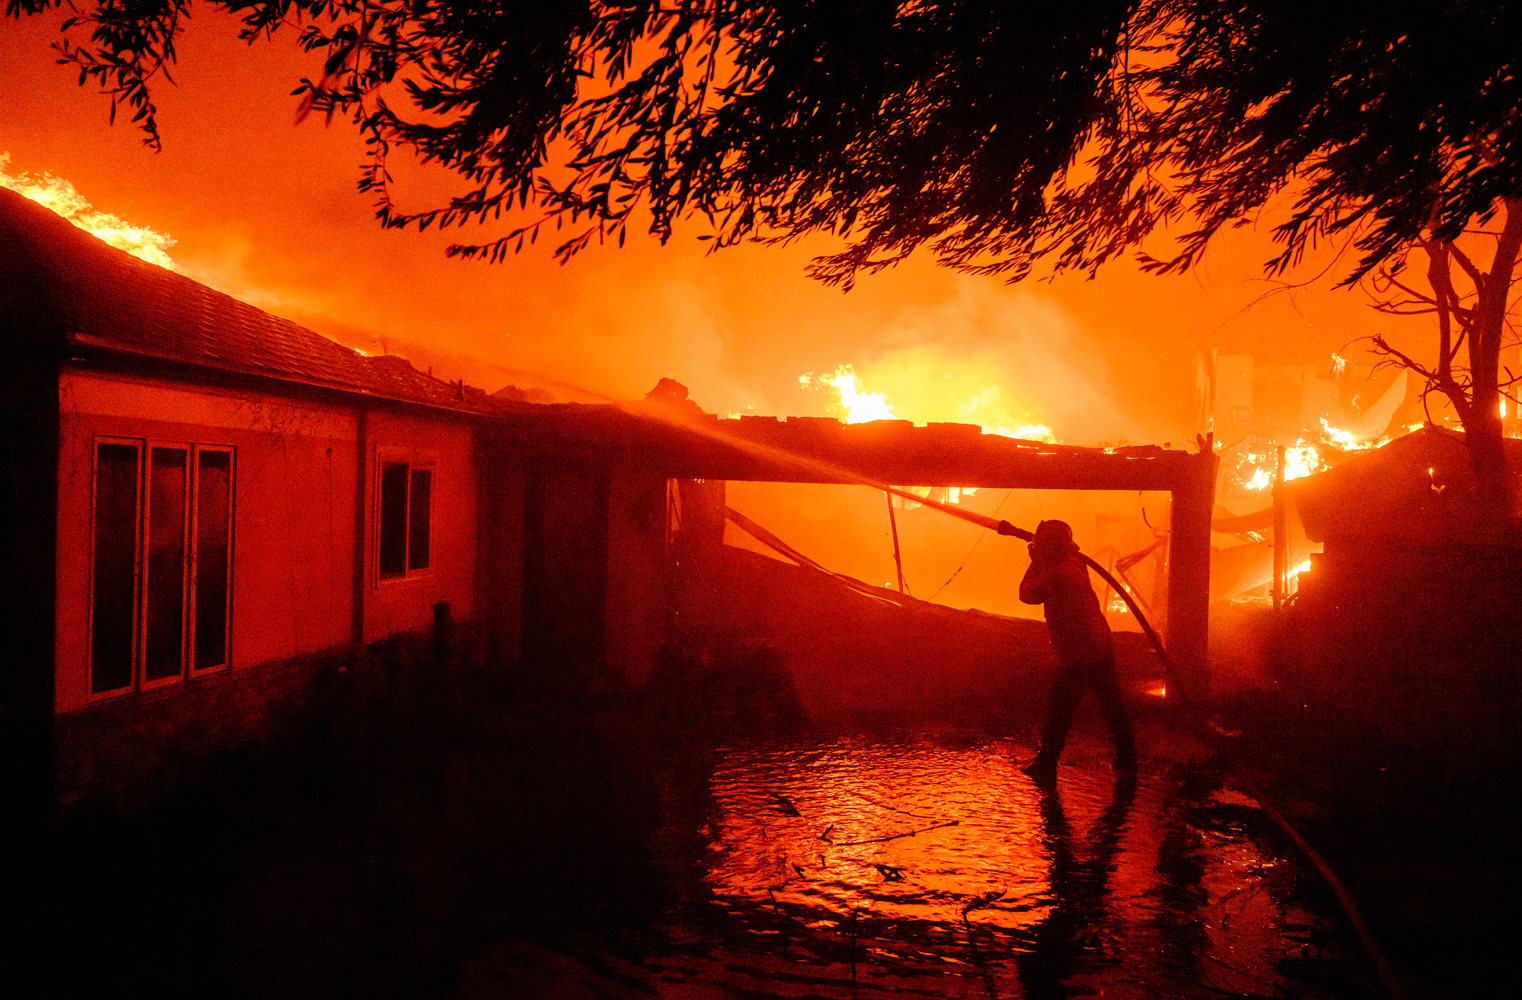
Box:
(863, 488), (1416, 996)
(863, 487), (1416, 994)
(872, 484), (1238, 740)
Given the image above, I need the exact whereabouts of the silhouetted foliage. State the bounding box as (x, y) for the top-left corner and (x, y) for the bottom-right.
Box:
(14, 2), (1522, 502)
(13, 1), (1522, 283)
(8, 0), (1127, 287)
(14, 2), (1522, 288)
(1116, 4), (1522, 514)
(1364, 206), (1522, 513)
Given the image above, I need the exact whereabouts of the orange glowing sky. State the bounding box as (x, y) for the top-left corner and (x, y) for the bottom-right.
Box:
(1, 9), (1427, 445)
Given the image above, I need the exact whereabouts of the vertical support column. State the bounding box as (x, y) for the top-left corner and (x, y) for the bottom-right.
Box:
(1, 355), (60, 833)
(603, 466), (668, 689)
(1166, 443), (1219, 704)
(670, 478), (725, 643)
(1, 212), (65, 832)
(476, 431), (525, 669)
(886, 489), (906, 595)
(1272, 445), (1287, 610)
(351, 407), (368, 651)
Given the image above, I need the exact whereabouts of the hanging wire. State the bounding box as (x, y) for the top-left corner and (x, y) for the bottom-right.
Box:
(1139, 490), (1154, 530)
(927, 489), (1015, 601)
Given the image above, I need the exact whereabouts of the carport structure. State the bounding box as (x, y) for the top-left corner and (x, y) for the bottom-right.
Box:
(485, 405), (1219, 698)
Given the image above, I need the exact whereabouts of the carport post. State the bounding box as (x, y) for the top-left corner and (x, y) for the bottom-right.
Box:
(1166, 445), (1219, 703)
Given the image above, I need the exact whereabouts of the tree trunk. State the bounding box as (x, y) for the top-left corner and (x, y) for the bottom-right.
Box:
(1466, 199), (1522, 521)
(1467, 396), (1508, 520)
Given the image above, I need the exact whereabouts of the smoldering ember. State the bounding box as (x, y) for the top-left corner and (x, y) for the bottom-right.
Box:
(5, 5), (1522, 1000)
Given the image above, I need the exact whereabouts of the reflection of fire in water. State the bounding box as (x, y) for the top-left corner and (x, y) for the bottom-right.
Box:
(1, 153), (176, 268)
(685, 733), (1348, 996)
(706, 737), (1052, 930)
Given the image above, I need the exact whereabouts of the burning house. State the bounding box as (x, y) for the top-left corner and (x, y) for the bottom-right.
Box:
(1285, 427), (1522, 678)
(4, 185), (1228, 812)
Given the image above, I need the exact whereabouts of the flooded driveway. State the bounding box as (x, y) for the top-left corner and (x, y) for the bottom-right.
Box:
(459, 725), (1378, 999)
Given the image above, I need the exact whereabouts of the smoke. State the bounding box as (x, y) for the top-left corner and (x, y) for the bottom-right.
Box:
(175, 237), (336, 318)
(1, 149), (346, 331)
(790, 279), (1153, 445)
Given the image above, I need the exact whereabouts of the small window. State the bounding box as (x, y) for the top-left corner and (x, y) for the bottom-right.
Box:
(377, 461), (432, 581)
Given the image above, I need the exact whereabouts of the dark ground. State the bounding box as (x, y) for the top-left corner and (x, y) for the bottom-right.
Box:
(8, 646), (1516, 1000)
(1221, 686), (1522, 1000)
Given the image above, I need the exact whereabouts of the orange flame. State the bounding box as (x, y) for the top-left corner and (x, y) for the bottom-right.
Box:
(1318, 417), (1385, 452)
(1, 152), (176, 269)
(811, 365), (896, 423)
(1240, 441), (1326, 491)
(805, 363), (1054, 443)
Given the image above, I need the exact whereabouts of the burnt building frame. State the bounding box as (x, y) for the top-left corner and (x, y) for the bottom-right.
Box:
(490, 409), (1220, 700)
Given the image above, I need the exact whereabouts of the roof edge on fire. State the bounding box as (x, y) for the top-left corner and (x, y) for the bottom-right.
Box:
(0, 186), (495, 415)
(1285, 424), (1522, 544)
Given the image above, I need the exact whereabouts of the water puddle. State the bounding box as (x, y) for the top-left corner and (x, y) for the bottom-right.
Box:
(462, 729), (1378, 998)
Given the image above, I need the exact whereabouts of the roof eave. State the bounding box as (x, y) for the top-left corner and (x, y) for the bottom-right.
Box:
(64, 334), (497, 421)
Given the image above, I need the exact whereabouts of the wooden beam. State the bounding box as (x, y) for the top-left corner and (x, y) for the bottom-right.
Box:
(499, 411), (1202, 493)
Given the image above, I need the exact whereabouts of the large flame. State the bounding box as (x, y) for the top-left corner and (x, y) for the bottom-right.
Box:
(1318, 417), (1383, 452)
(801, 362), (1065, 507)
(806, 363), (1054, 443)
(1, 152), (176, 269)
(956, 385), (1055, 442)
(1227, 419), (1426, 501)
(813, 365), (896, 423)
(1239, 442), (1326, 491)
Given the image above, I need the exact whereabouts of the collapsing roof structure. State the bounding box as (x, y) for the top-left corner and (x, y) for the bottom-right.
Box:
(1287, 425), (1522, 547)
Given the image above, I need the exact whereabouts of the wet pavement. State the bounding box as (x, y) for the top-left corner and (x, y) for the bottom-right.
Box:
(458, 725), (1378, 999)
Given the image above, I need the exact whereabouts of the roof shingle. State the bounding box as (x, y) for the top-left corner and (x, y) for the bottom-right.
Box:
(0, 187), (492, 414)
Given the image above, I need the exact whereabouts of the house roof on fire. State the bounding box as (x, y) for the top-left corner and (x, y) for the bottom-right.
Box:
(1, 187), (1219, 494)
(1286, 425), (1522, 544)
(0, 187), (494, 414)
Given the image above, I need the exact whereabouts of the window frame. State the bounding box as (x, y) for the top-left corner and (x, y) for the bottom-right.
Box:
(190, 444), (236, 675)
(87, 437), (143, 698)
(139, 440), (192, 692)
(373, 449), (435, 587)
(87, 435), (236, 700)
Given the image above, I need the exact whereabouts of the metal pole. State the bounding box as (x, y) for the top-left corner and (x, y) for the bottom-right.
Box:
(1272, 445), (1287, 610)
(886, 488), (907, 595)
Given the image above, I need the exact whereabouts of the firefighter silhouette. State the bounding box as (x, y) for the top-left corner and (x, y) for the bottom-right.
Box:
(1019, 519), (1137, 781)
